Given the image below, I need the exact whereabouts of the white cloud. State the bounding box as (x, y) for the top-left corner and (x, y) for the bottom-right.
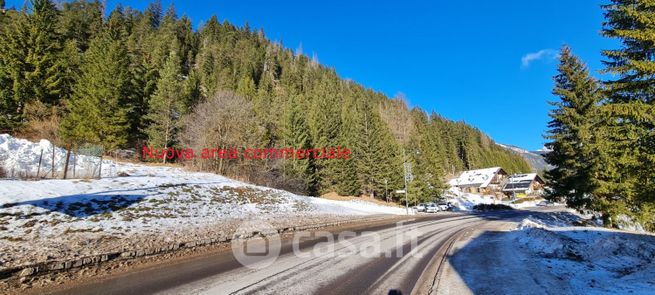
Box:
(521, 49), (559, 68)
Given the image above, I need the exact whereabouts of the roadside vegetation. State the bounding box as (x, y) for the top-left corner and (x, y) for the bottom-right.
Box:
(544, 0), (655, 231)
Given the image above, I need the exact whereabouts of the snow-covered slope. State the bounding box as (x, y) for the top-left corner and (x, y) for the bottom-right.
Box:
(0, 135), (407, 268)
(497, 143), (553, 172)
(0, 134), (405, 216)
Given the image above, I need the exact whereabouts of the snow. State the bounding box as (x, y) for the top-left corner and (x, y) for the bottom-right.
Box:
(445, 186), (550, 210)
(0, 134), (406, 216)
(445, 184), (655, 293)
(536, 146), (553, 153)
(443, 187), (499, 211)
(614, 214), (646, 232)
(511, 214), (655, 294)
(447, 167), (501, 188)
(506, 173), (538, 183)
(0, 135), (409, 269)
(0, 134), (107, 178)
(447, 207), (654, 294)
(496, 143), (528, 154)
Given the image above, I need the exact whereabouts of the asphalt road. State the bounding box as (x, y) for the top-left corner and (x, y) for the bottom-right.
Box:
(47, 211), (526, 295)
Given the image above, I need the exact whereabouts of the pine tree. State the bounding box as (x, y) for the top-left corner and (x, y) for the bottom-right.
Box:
(0, 0), (65, 128)
(406, 109), (447, 204)
(335, 143), (360, 196)
(353, 96), (381, 197)
(144, 50), (184, 162)
(53, 39), (82, 102)
(335, 89), (361, 196)
(544, 45), (602, 209)
(349, 91), (399, 198)
(283, 95), (317, 195)
(0, 10), (27, 130)
(236, 74), (257, 99)
(60, 32), (132, 150)
(599, 0), (655, 229)
(59, 0), (103, 52)
(307, 76), (342, 193)
(22, 0), (64, 105)
(181, 68), (201, 112)
(456, 127), (481, 170)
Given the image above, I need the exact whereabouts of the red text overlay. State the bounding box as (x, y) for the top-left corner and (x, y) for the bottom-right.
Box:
(142, 146), (351, 161)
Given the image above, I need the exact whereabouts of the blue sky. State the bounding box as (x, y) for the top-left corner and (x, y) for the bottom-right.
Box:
(8, 0), (618, 150)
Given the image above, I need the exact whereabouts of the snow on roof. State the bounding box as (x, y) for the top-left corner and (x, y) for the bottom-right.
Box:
(506, 173), (539, 182)
(448, 167), (502, 188)
(502, 173), (542, 192)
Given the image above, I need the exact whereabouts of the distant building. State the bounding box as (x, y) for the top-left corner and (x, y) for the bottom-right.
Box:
(502, 173), (545, 198)
(448, 167), (508, 194)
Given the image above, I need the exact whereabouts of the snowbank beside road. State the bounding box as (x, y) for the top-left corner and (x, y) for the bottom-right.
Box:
(512, 214), (655, 294)
(447, 209), (655, 294)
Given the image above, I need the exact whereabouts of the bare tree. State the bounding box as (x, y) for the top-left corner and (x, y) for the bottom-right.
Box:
(379, 94), (414, 145)
(182, 90), (265, 180)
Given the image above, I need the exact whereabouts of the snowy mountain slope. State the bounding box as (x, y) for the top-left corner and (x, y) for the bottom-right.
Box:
(497, 143), (553, 172)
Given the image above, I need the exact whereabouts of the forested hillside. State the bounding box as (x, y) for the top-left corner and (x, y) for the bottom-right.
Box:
(0, 0), (530, 202)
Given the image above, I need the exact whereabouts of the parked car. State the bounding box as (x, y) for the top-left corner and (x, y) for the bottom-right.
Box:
(425, 203), (439, 213)
(436, 202), (450, 211)
(537, 200), (554, 207)
(414, 203), (427, 212)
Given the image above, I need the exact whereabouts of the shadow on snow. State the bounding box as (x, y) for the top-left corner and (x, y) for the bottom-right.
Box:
(1, 193), (147, 218)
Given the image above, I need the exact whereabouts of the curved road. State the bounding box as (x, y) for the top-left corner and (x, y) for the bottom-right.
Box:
(48, 211), (525, 295)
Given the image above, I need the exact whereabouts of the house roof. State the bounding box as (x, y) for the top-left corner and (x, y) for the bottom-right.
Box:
(448, 167), (503, 188)
(502, 173), (543, 192)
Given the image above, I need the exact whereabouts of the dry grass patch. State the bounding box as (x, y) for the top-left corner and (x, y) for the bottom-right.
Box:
(320, 192), (402, 208)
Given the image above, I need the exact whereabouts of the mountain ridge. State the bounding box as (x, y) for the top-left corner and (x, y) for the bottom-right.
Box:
(496, 143), (552, 173)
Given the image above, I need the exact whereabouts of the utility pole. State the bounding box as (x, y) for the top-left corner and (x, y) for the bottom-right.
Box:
(384, 179), (389, 203)
(403, 149), (412, 215)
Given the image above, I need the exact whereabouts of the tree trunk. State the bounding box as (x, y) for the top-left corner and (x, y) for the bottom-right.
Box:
(218, 144), (225, 175)
(163, 122), (170, 164)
